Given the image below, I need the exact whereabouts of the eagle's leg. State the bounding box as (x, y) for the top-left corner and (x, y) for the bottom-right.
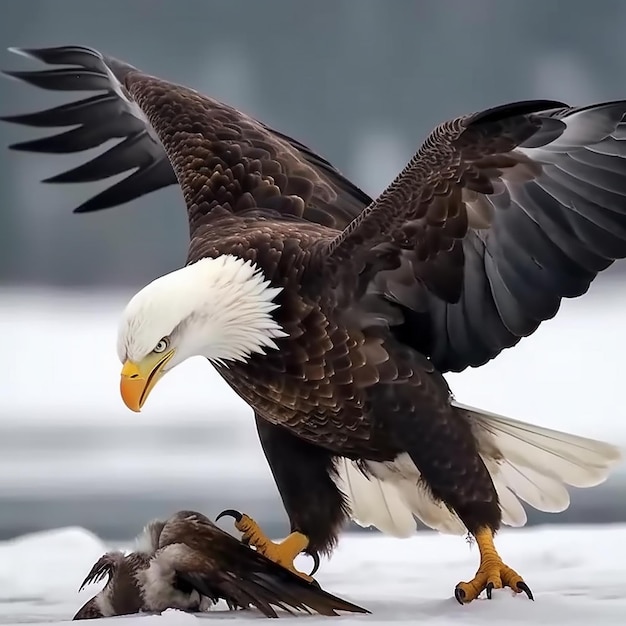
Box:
(455, 528), (533, 604)
(214, 415), (347, 583)
(399, 400), (536, 605)
(216, 510), (314, 582)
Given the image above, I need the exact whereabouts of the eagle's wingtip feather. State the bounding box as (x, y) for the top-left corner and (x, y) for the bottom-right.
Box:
(7, 46), (30, 57)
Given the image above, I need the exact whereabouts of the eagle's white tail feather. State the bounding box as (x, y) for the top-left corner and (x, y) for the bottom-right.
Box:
(394, 480), (465, 534)
(335, 458), (416, 537)
(488, 475), (528, 527)
(456, 401), (623, 487)
(336, 455), (466, 536)
(489, 457), (571, 513)
(335, 403), (622, 538)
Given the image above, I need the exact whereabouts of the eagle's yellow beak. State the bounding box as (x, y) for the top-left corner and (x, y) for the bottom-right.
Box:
(120, 350), (175, 412)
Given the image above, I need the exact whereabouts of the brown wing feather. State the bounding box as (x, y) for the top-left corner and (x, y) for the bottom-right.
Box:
(77, 551), (125, 591)
(325, 98), (626, 371)
(72, 598), (102, 621)
(9, 48), (626, 375)
(159, 510), (369, 617)
(1, 46), (367, 230)
(325, 100), (566, 278)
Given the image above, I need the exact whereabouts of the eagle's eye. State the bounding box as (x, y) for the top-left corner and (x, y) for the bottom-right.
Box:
(154, 338), (170, 354)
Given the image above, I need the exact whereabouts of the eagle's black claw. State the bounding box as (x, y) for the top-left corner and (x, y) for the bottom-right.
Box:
(486, 582), (494, 599)
(216, 509), (243, 523)
(516, 581), (534, 601)
(454, 587), (465, 605)
(308, 552), (321, 577)
(309, 578), (321, 589)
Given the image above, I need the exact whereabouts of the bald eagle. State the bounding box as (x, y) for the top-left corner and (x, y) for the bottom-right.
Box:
(3, 46), (624, 604)
(73, 509), (366, 619)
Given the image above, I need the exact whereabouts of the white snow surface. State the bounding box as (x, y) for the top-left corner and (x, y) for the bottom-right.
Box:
(0, 524), (625, 625)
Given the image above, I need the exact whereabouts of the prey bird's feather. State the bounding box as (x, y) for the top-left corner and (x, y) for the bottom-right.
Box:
(74, 510), (368, 619)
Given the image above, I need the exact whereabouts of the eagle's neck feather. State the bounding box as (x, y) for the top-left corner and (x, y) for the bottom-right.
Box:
(188, 255), (287, 365)
(119, 255), (287, 366)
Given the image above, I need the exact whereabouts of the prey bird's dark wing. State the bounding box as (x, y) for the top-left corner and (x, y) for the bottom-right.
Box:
(160, 511), (369, 618)
(325, 99), (626, 371)
(1, 45), (369, 230)
(77, 551), (125, 591)
(74, 551), (149, 619)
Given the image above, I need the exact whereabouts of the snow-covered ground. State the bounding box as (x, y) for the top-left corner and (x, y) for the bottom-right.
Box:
(0, 524), (624, 625)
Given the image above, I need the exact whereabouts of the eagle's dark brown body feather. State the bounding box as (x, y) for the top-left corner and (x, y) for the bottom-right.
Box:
(3, 47), (625, 575)
(190, 213), (497, 549)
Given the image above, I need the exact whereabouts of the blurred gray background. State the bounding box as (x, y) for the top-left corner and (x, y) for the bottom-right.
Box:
(1, 0), (625, 542)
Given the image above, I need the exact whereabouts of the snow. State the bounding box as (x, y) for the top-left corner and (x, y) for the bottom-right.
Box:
(0, 524), (625, 625)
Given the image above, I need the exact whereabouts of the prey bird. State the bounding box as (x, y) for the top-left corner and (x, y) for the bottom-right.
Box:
(73, 509), (367, 619)
(3, 46), (624, 604)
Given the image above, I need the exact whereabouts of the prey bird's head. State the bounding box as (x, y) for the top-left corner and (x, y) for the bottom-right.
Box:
(116, 255), (286, 412)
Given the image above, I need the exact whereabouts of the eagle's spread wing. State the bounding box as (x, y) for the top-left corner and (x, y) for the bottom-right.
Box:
(7, 47), (626, 374)
(160, 511), (368, 618)
(1, 46), (368, 230)
(326, 99), (626, 370)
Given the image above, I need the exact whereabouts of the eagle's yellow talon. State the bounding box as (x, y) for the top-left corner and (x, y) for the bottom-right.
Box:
(455, 528), (533, 604)
(218, 510), (314, 583)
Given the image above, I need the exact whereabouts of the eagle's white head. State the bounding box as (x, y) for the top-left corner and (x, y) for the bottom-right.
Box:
(116, 255), (287, 412)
